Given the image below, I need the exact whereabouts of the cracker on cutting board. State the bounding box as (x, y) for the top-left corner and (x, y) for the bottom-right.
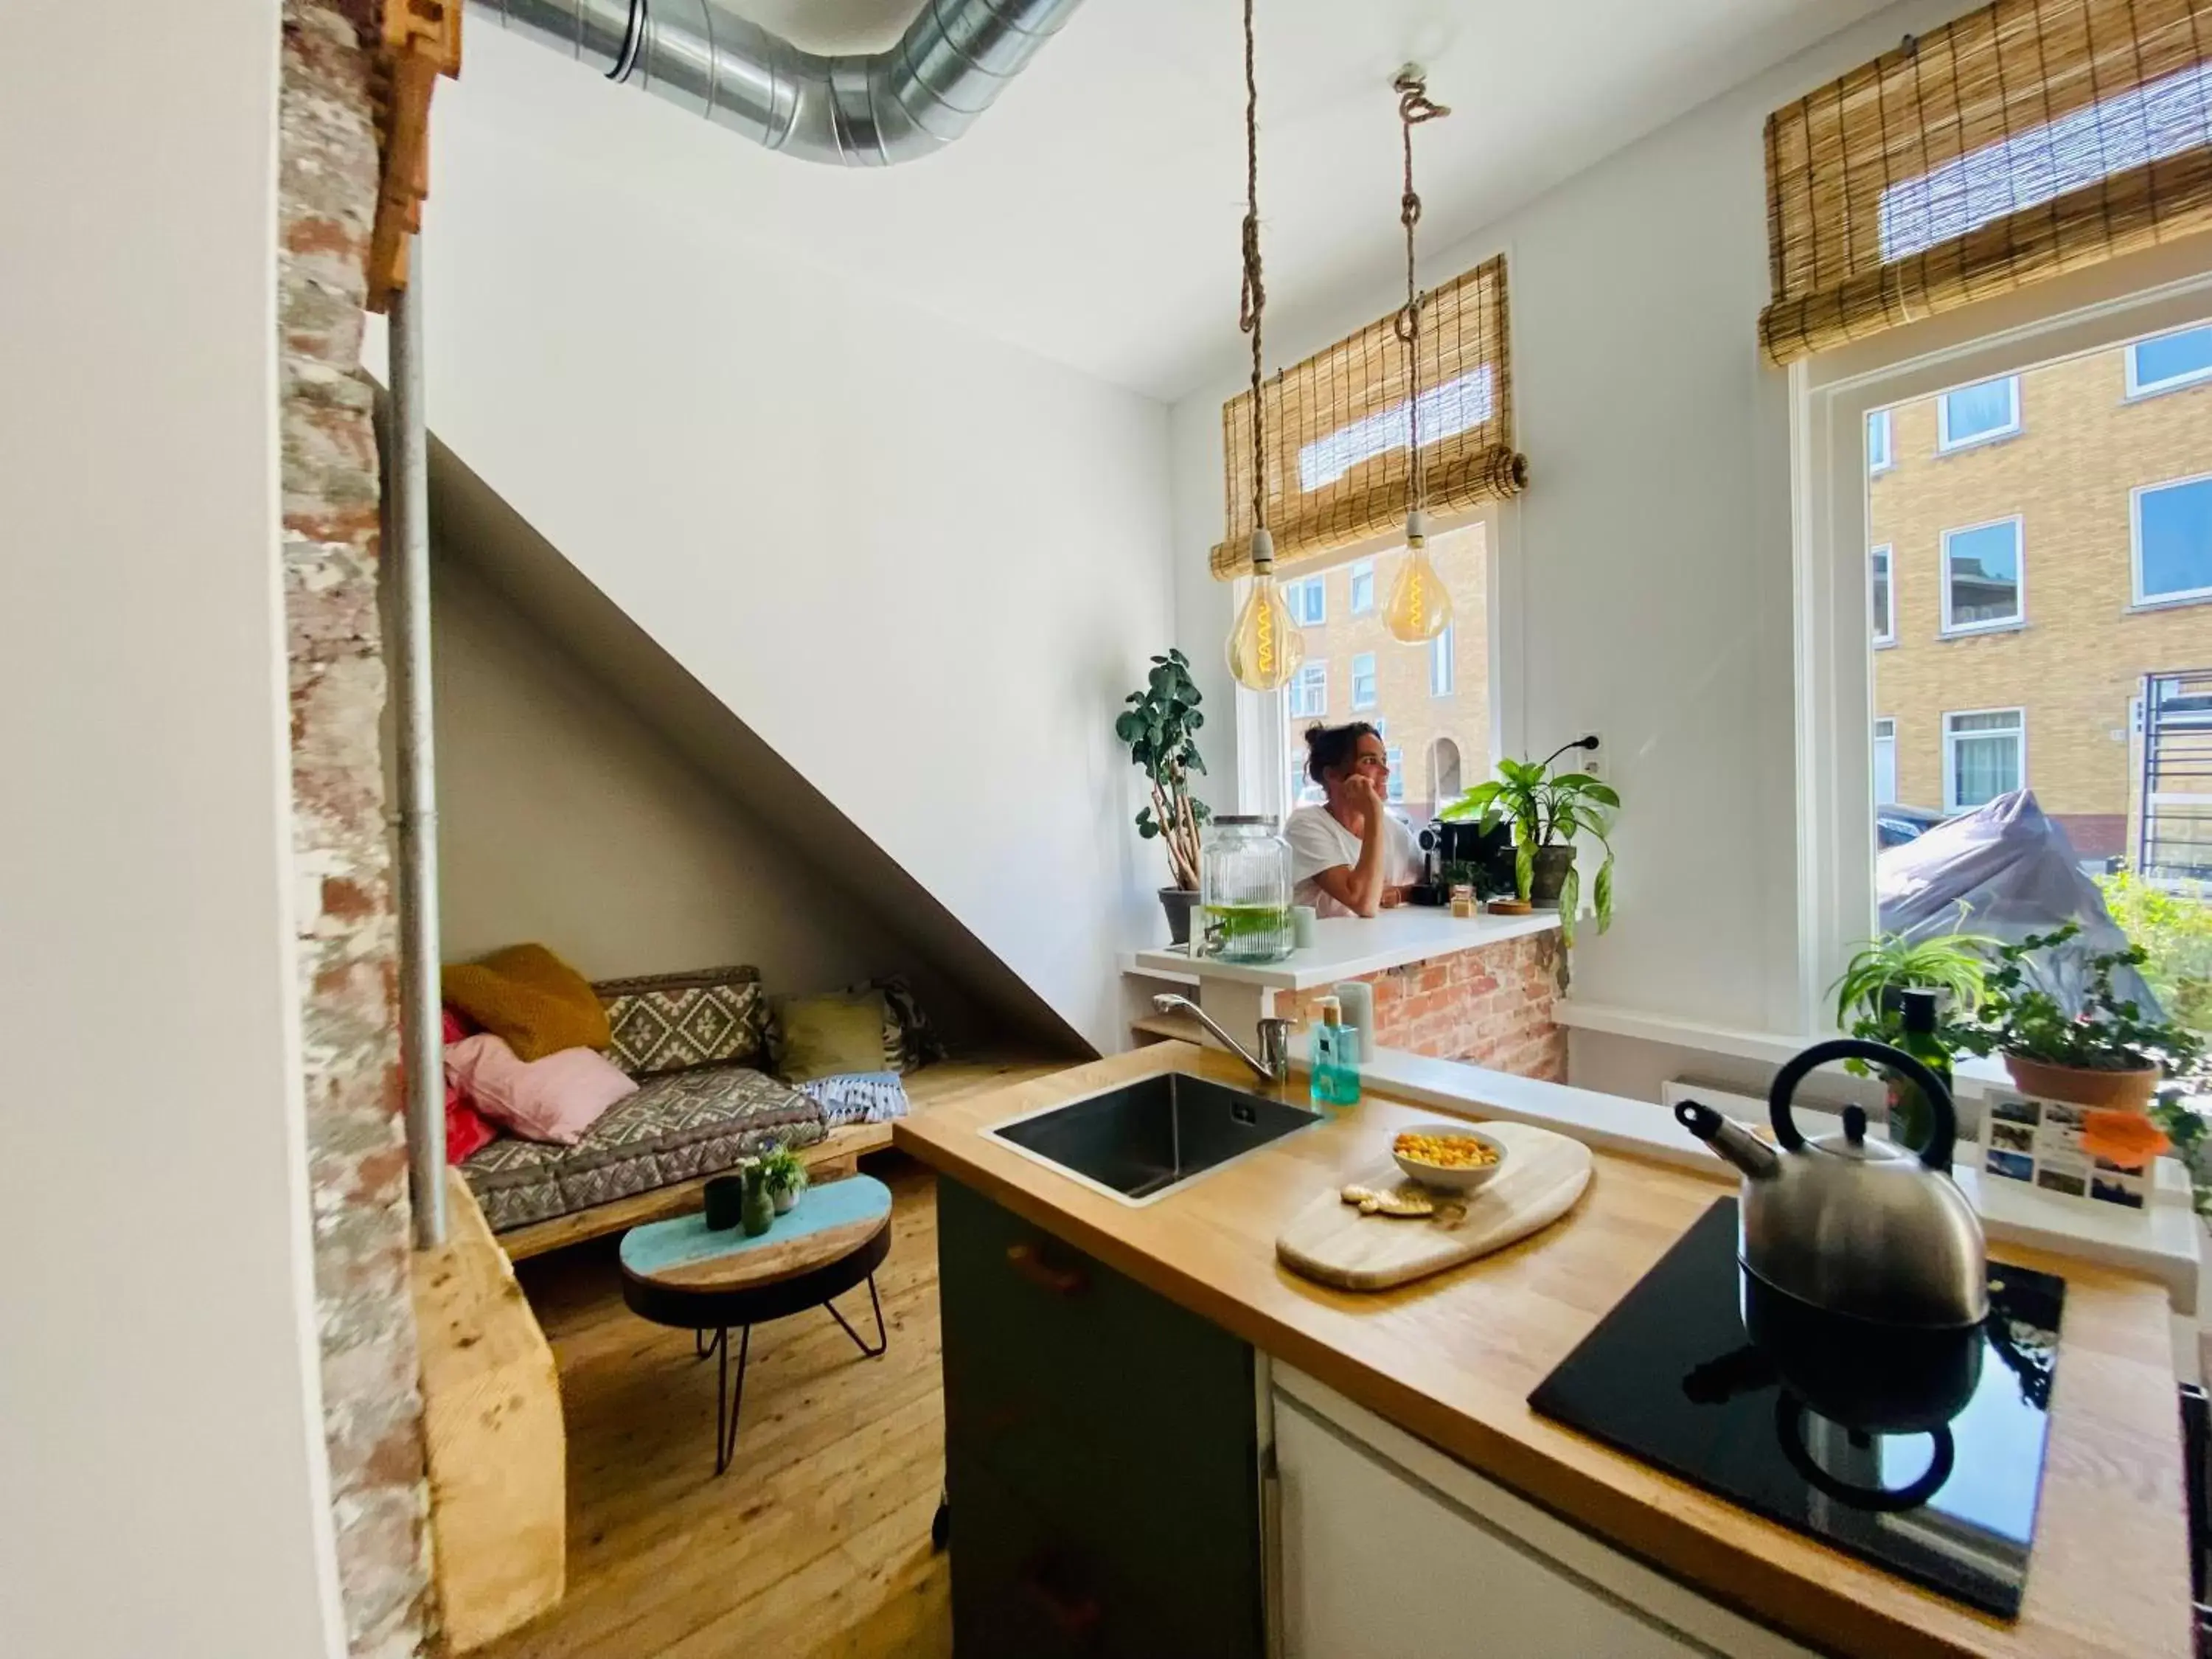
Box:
(1340, 1183), (1435, 1218)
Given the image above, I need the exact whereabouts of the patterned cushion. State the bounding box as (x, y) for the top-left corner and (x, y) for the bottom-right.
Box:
(838, 975), (949, 1073)
(460, 1064), (824, 1232)
(596, 966), (772, 1077)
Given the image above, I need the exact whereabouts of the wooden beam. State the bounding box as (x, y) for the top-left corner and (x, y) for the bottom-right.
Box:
(368, 0), (461, 313)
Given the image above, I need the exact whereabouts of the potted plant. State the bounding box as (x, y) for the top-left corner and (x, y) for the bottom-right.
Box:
(757, 1143), (807, 1215)
(1116, 648), (1211, 946)
(1441, 755), (1618, 947)
(1956, 923), (2205, 1110)
(1829, 926), (1994, 1151)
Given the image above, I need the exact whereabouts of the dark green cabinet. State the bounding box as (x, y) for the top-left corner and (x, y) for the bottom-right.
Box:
(936, 1176), (1265, 1659)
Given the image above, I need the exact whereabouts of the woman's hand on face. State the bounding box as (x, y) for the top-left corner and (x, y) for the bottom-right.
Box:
(1342, 774), (1384, 818)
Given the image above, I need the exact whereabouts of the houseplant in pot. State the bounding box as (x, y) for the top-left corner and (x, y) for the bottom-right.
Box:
(1441, 754), (1618, 947)
(757, 1142), (807, 1215)
(1829, 925), (1994, 1152)
(1957, 923), (2204, 1110)
(1116, 648), (1211, 945)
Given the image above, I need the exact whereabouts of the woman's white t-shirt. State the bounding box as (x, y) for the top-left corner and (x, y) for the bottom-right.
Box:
(1284, 804), (1422, 919)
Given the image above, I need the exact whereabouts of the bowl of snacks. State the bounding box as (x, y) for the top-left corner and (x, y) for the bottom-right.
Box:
(1392, 1124), (1507, 1192)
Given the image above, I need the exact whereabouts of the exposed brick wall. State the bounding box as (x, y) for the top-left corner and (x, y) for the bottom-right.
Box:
(280, 3), (434, 1655)
(1279, 930), (1567, 1079)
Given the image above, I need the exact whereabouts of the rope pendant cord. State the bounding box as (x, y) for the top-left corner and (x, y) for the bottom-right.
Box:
(1392, 69), (1449, 521)
(1239, 0), (1268, 558)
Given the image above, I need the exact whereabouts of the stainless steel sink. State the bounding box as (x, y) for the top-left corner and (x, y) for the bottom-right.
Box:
(986, 1071), (1321, 1206)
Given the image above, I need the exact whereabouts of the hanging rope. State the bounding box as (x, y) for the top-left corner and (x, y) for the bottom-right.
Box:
(1391, 68), (1450, 520)
(1239, 0), (1268, 547)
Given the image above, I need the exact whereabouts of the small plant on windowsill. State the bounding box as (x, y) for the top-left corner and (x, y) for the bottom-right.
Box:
(1116, 648), (1211, 947)
(1440, 748), (1618, 948)
(1829, 922), (1994, 1152)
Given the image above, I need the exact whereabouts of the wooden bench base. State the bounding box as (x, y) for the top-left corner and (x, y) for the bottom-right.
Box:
(493, 1056), (1076, 1262)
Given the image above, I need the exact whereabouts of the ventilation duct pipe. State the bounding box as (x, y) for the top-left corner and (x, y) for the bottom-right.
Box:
(473, 0), (1085, 166)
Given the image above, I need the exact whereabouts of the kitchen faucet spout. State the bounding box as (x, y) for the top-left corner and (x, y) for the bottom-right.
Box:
(1152, 994), (1293, 1086)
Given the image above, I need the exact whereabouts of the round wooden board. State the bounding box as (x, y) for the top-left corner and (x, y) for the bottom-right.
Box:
(1276, 1121), (1595, 1291)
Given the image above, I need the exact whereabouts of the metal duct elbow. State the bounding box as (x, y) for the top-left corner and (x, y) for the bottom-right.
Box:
(475, 0), (1085, 166)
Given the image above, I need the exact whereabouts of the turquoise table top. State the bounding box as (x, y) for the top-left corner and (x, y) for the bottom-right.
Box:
(619, 1174), (892, 1282)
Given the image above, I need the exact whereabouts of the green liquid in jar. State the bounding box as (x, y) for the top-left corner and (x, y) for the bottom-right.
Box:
(1202, 902), (1293, 962)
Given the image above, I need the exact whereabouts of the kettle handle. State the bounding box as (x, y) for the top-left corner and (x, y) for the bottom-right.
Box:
(1767, 1037), (1955, 1172)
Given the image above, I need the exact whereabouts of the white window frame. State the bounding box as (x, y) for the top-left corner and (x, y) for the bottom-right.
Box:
(1942, 706), (2025, 814)
(1349, 559), (1376, 614)
(1288, 659), (1329, 719)
(2130, 470), (2212, 607)
(1350, 650), (1378, 711)
(1938, 515), (2025, 636)
(1872, 717), (1897, 806)
(1866, 408), (1893, 474)
(1284, 574), (1326, 626)
(1868, 544), (1895, 645)
(1935, 375), (2021, 452)
(1791, 237), (2212, 1039)
(1385, 745), (1405, 801)
(2125, 325), (2212, 398)
(1430, 623), (1455, 697)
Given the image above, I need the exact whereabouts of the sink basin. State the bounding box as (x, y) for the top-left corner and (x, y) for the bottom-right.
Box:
(986, 1071), (1321, 1206)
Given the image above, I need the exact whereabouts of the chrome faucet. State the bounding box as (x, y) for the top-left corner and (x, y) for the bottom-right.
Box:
(1152, 994), (1293, 1086)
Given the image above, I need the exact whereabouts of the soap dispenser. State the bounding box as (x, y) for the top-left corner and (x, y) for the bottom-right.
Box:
(1309, 997), (1362, 1109)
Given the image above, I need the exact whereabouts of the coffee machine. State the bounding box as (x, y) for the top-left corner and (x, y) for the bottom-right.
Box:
(1410, 815), (1513, 905)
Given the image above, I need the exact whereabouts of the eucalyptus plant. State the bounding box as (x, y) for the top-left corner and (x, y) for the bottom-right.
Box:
(1115, 648), (1210, 892)
(1441, 755), (1618, 946)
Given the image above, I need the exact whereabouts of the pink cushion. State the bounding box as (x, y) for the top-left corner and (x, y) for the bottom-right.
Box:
(445, 1032), (637, 1146)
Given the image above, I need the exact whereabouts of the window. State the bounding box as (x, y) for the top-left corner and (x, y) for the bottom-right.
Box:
(1430, 624), (1455, 696)
(1940, 518), (2023, 633)
(1945, 709), (2024, 812)
(1936, 376), (2020, 451)
(1351, 652), (1377, 710)
(1867, 408), (1892, 474)
(1872, 717), (1897, 807)
(2134, 474), (2212, 605)
(1288, 661), (1328, 719)
(1284, 574), (1326, 626)
(1287, 757), (1323, 807)
(1869, 545), (1894, 645)
(2127, 323), (2212, 397)
(1349, 560), (1376, 614)
(1385, 746), (1405, 802)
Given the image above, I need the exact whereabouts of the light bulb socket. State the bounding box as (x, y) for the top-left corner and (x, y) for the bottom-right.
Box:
(1405, 509), (1429, 543)
(1249, 526), (1276, 571)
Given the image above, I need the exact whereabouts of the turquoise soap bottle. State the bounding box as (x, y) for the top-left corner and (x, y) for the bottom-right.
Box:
(1309, 997), (1363, 1108)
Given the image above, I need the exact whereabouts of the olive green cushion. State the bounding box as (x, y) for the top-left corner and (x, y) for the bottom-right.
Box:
(776, 991), (892, 1084)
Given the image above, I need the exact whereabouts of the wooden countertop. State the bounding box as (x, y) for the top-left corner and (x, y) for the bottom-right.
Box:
(895, 1044), (2193, 1659)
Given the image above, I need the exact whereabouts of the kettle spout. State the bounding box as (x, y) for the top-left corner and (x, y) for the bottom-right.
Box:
(1674, 1099), (1781, 1181)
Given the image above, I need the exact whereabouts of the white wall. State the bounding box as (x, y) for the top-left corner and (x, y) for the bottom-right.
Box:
(414, 28), (1176, 1053)
(1170, 0), (1964, 1041)
(433, 556), (921, 993)
(0, 2), (343, 1655)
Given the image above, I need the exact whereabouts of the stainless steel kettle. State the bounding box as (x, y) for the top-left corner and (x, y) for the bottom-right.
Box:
(1674, 1038), (1989, 1330)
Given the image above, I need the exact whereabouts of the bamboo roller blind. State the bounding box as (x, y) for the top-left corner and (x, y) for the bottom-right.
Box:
(1212, 254), (1526, 580)
(1761, 0), (2212, 365)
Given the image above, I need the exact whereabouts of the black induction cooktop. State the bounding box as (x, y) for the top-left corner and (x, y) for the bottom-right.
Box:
(1528, 1198), (2063, 1618)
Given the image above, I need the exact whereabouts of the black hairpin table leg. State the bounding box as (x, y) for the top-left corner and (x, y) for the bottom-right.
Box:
(825, 1274), (888, 1360)
(713, 1325), (751, 1477)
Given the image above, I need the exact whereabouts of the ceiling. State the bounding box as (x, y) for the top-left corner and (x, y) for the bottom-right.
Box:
(478, 0), (1892, 403)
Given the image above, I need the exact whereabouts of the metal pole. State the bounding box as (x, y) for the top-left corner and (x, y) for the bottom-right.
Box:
(390, 242), (448, 1251)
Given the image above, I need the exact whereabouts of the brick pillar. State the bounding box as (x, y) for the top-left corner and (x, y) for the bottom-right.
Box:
(1279, 931), (1569, 1080)
(279, 2), (435, 1653)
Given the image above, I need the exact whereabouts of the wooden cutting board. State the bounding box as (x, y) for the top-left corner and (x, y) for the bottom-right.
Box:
(1276, 1122), (1594, 1291)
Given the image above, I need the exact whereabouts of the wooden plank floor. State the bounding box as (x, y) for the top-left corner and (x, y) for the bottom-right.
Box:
(478, 1158), (953, 1659)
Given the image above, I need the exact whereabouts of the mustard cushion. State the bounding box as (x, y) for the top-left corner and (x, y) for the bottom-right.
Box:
(442, 944), (611, 1062)
(776, 990), (891, 1084)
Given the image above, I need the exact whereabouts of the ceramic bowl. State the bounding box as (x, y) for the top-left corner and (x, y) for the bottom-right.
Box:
(1392, 1124), (1509, 1192)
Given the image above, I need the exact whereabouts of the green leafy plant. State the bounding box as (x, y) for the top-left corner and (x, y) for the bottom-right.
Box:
(1955, 923), (2205, 1075)
(2097, 871), (2212, 1033)
(2152, 1091), (2212, 1218)
(1441, 755), (1618, 945)
(1829, 925), (1995, 1056)
(755, 1144), (807, 1199)
(1115, 649), (1209, 891)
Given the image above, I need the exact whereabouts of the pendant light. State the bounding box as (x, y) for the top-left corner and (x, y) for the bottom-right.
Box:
(1381, 67), (1453, 645)
(1224, 0), (1305, 694)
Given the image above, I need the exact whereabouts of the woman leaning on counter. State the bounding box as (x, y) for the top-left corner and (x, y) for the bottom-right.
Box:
(1285, 723), (1422, 919)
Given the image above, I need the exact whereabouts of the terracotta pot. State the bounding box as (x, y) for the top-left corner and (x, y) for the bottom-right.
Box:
(2001, 1052), (2162, 1111)
(1158, 886), (1199, 947)
(1528, 844), (1576, 908)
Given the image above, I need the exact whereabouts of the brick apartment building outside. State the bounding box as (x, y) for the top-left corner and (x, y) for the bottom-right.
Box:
(1870, 329), (2212, 860)
(1281, 521), (1492, 825)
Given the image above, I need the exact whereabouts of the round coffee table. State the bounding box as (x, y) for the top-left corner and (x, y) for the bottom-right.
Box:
(620, 1173), (893, 1475)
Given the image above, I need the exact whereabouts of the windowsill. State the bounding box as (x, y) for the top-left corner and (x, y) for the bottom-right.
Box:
(2127, 591), (2212, 615)
(1938, 619), (2025, 639)
(2124, 378), (2212, 404)
(1933, 427), (2023, 457)
(1868, 462), (1894, 478)
(1873, 636), (1897, 650)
